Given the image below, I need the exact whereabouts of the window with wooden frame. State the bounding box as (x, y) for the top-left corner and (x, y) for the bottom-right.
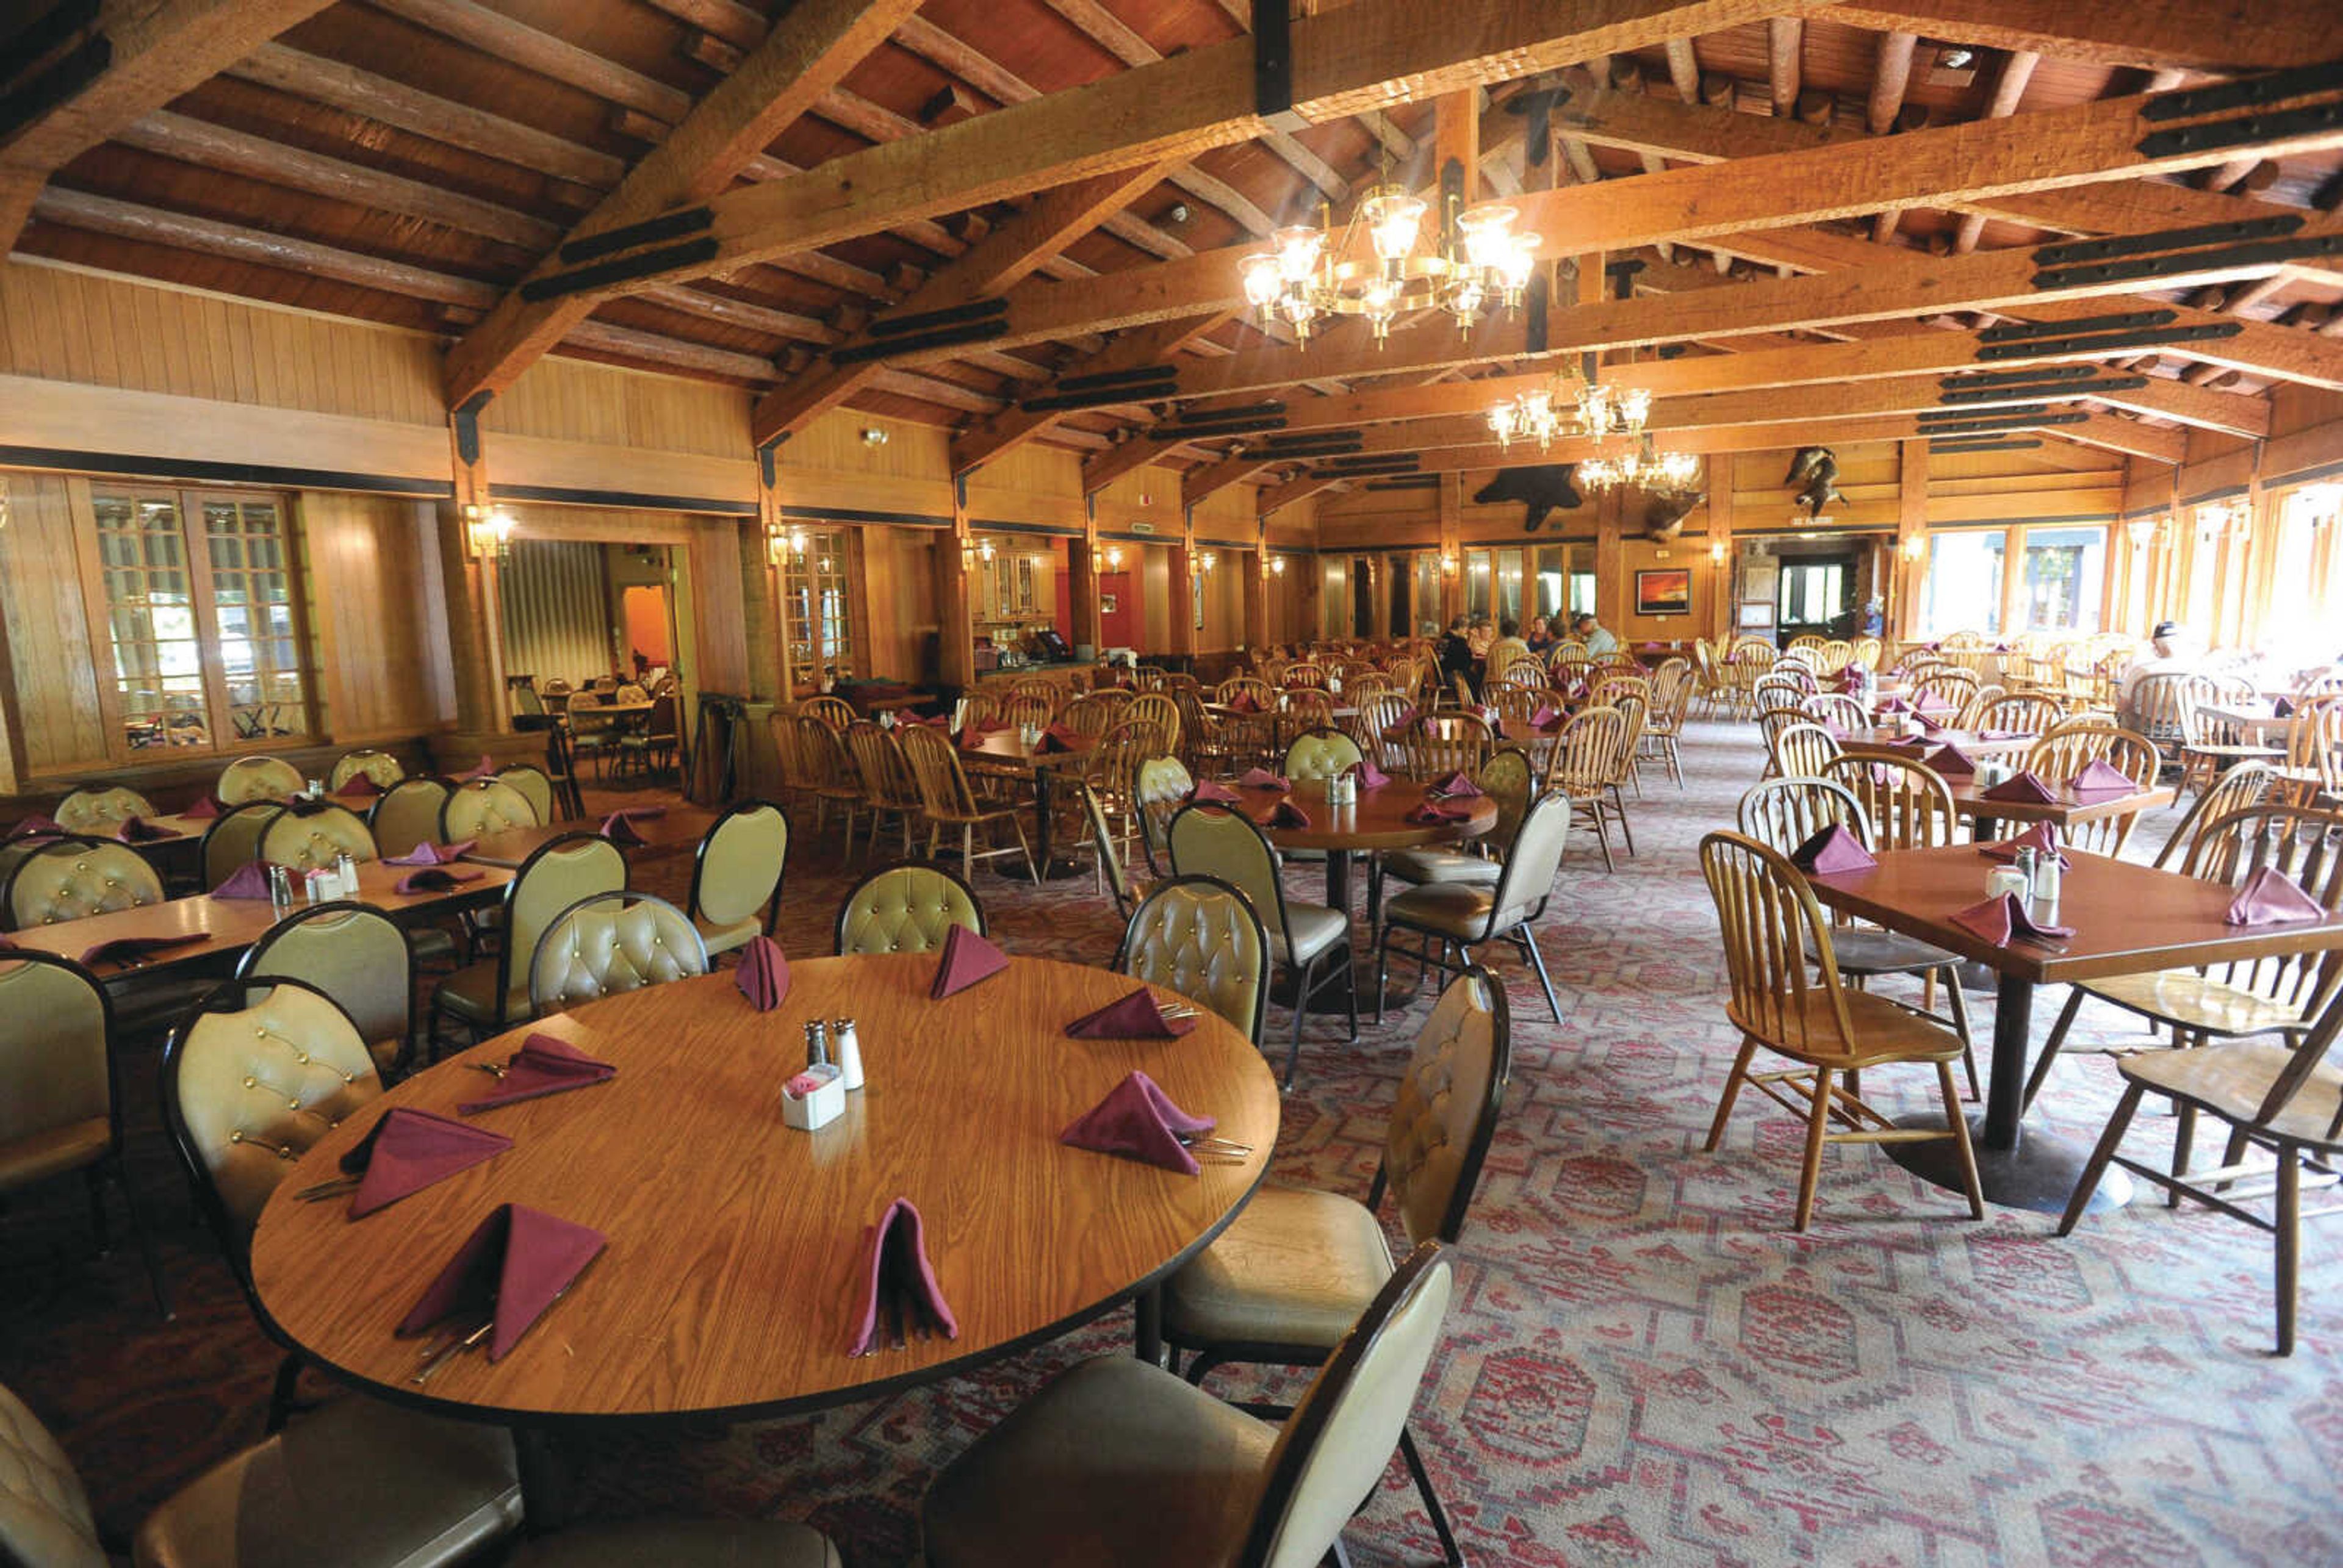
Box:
(76, 485), (312, 758)
(779, 528), (854, 688)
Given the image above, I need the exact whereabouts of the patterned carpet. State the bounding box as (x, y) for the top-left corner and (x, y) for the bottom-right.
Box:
(5, 724), (2339, 1566)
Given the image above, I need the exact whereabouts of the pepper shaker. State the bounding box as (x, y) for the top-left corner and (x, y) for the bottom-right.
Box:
(833, 1016), (864, 1091)
(802, 1020), (830, 1070)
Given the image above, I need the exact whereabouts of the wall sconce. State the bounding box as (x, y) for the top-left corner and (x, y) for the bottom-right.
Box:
(960, 536), (996, 570)
(2299, 484), (2340, 533)
(1270, 555), (1286, 576)
(860, 427), (888, 447)
(1901, 534), (1926, 561)
(1708, 540), (1728, 565)
(2196, 499), (2250, 548)
(1190, 549), (1218, 579)
(2125, 516), (2162, 550)
(766, 526), (808, 567)
(464, 503), (516, 559)
(1104, 544), (1123, 570)
(1439, 550), (1459, 578)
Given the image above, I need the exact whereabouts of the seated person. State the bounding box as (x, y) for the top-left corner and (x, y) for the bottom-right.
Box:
(1436, 615), (1477, 695)
(1573, 613), (1619, 658)
(2116, 620), (2195, 727)
(1485, 619), (1531, 682)
(1466, 614), (1494, 660)
(1525, 614), (1554, 655)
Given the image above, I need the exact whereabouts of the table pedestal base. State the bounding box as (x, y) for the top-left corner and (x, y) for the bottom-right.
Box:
(1270, 960), (1417, 1017)
(993, 856), (1084, 882)
(1885, 1112), (2133, 1215)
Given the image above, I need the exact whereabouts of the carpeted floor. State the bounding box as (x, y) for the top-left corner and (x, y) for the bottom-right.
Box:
(5, 724), (2339, 1566)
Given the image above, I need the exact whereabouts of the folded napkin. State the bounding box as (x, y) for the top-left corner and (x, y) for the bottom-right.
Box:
(1038, 723), (1082, 754)
(1837, 669), (1865, 695)
(397, 1203), (604, 1362)
(1876, 696), (1912, 716)
(1228, 692), (1263, 713)
(5, 815), (60, 840)
(395, 866), (483, 894)
(1267, 798), (1311, 829)
(184, 796), (221, 821)
(606, 805), (668, 822)
(116, 816), (175, 843)
(1189, 780), (1242, 805)
(1951, 892), (2074, 946)
(846, 1197), (958, 1356)
(1239, 768), (1290, 792)
(1065, 988), (1196, 1040)
(343, 1108), (512, 1219)
(601, 813), (650, 846)
(735, 935), (790, 1010)
(1979, 822), (2070, 868)
(457, 1033), (617, 1113)
(1823, 722), (1850, 740)
(1407, 801), (1474, 825)
(2066, 760), (2135, 801)
(1788, 824), (1876, 875)
(2275, 696), (2296, 719)
(2228, 866), (2327, 927)
(388, 840), (475, 867)
(905, 712), (949, 727)
(1346, 758), (1391, 789)
(1924, 743), (1978, 778)
(211, 862), (275, 901)
(79, 933), (206, 968)
(1911, 710), (1947, 736)
(1983, 771), (2057, 804)
(930, 922), (1009, 999)
(1426, 771), (1485, 800)
(1530, 704), (1563, 732)
(335, 775), (384, 799)
(1060, 1071), (1217, 1174)
(458, 753), (497, 781)
(1391, 706), (1417, 728)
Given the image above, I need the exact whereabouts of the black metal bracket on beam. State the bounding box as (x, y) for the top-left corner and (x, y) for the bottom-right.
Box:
(2035, 232), (2343, 292)
(2035, 217), (2300, 269)
(2142, 60), (2343, 122)
(1927, 437), (2043, 455)
(2139, 98), (2343, 162)
(1365, 475), (1442, 491)
(1525, 271), (1550, 356)
(1940, 364), (2098, 390)
(830, 317), (1008, 367)
(1251, 0), (1291, 117)
(1978, 309), (2174, 344)
(866, 297), (1007, 340)
(1917, 410), (2090, 436)
(558, 207), (713, 267)
(1973, 320), (2243, 363)
(520, 237), (721, 302)
(1939, 374), (2148, 406)
(1151, 416), (1287, 442)
(451, 393), (492, 469)
(757, 442), (779, 489)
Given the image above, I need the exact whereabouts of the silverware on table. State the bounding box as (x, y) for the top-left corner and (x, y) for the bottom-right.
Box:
(468, 1061), (507, 1079)
(411, 1318), (492, 1385)
(294, 1175), (362, 1202)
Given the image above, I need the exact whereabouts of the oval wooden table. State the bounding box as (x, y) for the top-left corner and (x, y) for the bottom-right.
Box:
(248, 956), (1278, 1514)
(1223, 775), (1498, 1013)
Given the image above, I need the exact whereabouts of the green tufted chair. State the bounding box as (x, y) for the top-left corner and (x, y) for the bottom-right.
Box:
(1279, 727), (1363, 782)
(256, 803), (378, 876)
(1114, 875), (1269, 1044)
(215, 755), (304, 805)
(0, 1378), (108, 1568)
(1156, 969), (1511, 1568)
(833, 863), (985, 955)
(1379, 744), (1535, 897)
(237, 902), (414, 1080)
(431, 832), (625, 1046)
(195, 803), (273, 891)
(686, 802), (788, 957)
(439, 777), (540, 841)
(495, 764), (557, 826)
(1375, 788), (1572, 1025)
(2, 837), (165, 929)
(368, 776), (451, 860)
(1132, 754), (1195, 879)
(327, 749), (405, 791)
(527, 892), (710, 1018)
(54, 784), (158, 835)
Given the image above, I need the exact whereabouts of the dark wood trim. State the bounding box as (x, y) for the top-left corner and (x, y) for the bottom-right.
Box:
(0, 447), (455, 498)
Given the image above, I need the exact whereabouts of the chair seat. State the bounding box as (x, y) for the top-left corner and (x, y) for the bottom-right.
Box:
(1161, 1182), (1393, 1351)
(432, 960), (513, 1026)
(513, 1520), (839, 1567)
(1813, 928), (1962, 977)
(2120, 1041), (2343, 1153)
(1382, 846), (1500, 887)
(133, 1395), (521, 1568)
(1740, 988), (1973, 1068)
(1383, 882), (1535, 942)
(920, 1356), (1273, 1568)
(1269, 901), (1347, 968)
(0, 1117), (110, 1191)
(2079, 969), (2319, 1041)
(696, 915), (764, 957)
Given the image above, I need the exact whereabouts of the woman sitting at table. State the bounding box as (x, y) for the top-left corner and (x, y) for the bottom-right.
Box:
(1437, 616), (1478, 697)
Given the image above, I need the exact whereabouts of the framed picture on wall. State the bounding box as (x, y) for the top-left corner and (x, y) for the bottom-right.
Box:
(1738, 601), (1776, 629)
(1100, 592), (1118, 615)
(1635, 568), (1693, 617)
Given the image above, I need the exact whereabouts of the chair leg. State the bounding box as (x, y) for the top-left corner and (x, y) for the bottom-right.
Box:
(1284, 956), (1315, 1090)
(2057, 1083), (2148, 1235)
(1611, 787), (1636, 855)
(1704, 1037), (1760, 1151)
(2276, 1145), (2301, 1355)
(265, 1352), (303, 1433)
(1937, 1061), (1985, 1220)
(1943, 967), (1981, 1101)
(1374, 925), (1395, 1026)
(1793, 1068), (1835, 1232)
(2019, 987), (2090, 1115)
(1518, 924), (1563, 1023)
(1396, 1424), (1466, 1568)
(114, 1159), (171, 1320)
(2169, 1102), (2197, 1209)
(84, 1165), (110, 1252)
(1340, 943), (1360, 1046)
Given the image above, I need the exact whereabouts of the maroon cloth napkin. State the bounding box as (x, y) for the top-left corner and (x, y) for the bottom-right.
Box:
(1407, 801), (1473, 825)
(184, 796), (221, 821)
(211, 862), (274, 901)
(1984, 772), (2057, 804)
(344, 1109), (512, 1219)
(1239, 768), (1290, 792)
(1924, 743), (1978, 778)
(116, 816), (174, 843)
(458, 1034), (617, 1113)
(1837, 669), (1865, 695)
(458, 754), (496, 781)
(1530, 704), (1563, 732)
(1060, 1071), (1216, 1175)
(1038, 723), (1082, 754)
(78, 933), (206, 968)
(2228, 866), (2326, 927)
(1427, 772), (1484, 800)
(735, 935), (790, 1010)
(1267, 798), (1311, 829)
(1979, 822), (2070, 868)
(846, 1198), (958, 1356)
(395, 866), (484, 894)
(1189, 780), (1242, 805)
(1876, 696), (1913, 716)
(2067, 760), (2134, 800)
(388, 840), (475, 867)
(1391, 706), (1417, 728)
(397, 1203), (604, 1362)
(1951, 892), (2074, 946)
(1789, 824), (1876, 875)
(1346, 758), (1391, 789)
(2275, 696), (2296, 719)
(5, 816), (61, 840)
(1065, 988), (1196, 1040)
(1228, 692), (1263, 713)
(1911, 710), (1948, 736)
(336, 775), (384, 799)
(601, 813), (649, 846)
(930, 922), (1009, 999)
(608, 805), (668, 821)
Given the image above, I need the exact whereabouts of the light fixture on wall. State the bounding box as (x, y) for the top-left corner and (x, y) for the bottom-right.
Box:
(2195, 498), (2250, 548)
(1901, 534), (1926, 561)
(1189, 549), (1218, 580)
(1439, 550), (1459, 578)
(1270, 555), (1287, 576)
(1709, 539), (1729, 565)
(1103, 544), (1124, 570)
(765, 525), (809, 567)
(463, 503), (516, 559)
(2298, 483), (2341, 533)
(860, 427), (888, 447)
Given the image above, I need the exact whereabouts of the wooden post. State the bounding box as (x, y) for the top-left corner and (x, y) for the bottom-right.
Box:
(1594, 484), (1627, 635)
(1243, 527), (1270, 652)
(1168, 505), (1198, 661)
(1438, 473), (1464, 624)
(1705, 453), (1737, 642)
(1893, 439), (1929, 639)
(754, 441), (794, 697)
(1070, 494), (1103, 657)
(437, 405), (511, 758)
(937, 475), (976, 687)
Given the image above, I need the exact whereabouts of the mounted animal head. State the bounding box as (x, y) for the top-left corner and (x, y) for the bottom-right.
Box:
(1783, 445), (1845, 520)
(1639, 487), (1705, 544)
(1473, 464), (1583, 533)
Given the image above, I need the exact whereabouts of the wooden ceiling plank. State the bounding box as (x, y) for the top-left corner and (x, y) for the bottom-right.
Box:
(1818, 1), (2340, 71)
(1950, 51), (2040, 253)
(636, 0), (767, 56)
(2056, 412), (2188, 463)
(365, 0), (691, 124)
(445, 0), (924, 405)
(639, 282), (837, 345)
(1081, 434), (1179, 496)
(1183, 450), (1281, 508)
(950, 309), (1233, 477)
(1767, 17), (1802, 118)
(0, 0), (338, 249)
(564, 318), (776, 381)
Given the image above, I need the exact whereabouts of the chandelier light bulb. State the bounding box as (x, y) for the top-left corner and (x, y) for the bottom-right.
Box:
(1457, 204), (1517, 272)
(1239, 252), (1282, 311)
(1272, 224), (1325, 284)
(1361, 187), (1427, 264)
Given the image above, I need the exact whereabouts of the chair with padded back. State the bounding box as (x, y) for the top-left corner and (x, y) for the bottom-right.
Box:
(54, 785), (157, 835)
(1380, 746), (1533, 899)
(528, 891), (709, 1018)
(0, 951), (168, 1318)
(1697, 830), (1985, 1231)
(496, 764), (557, 825)
(833, 862), (987, 955)
(899, 724), (1038, 888)
(1168, 804), (1356, 1090)
(1115, 874), (1270, 1045)
(327, 750), (405, 792)
(1281, 726), (1362, 781)
(439, 777), (541, 843)
(256, 803), (378, 875)
(1159, 968), (1508, 1567)
(368, 777), (451, 860)
(4, 836), (167, 930)
(1376, 790), (1570, 1026)
(237, 901), (415, 1081)
(1133, 755), (1195, 879)
(198, 802), (278, 892)
(430, 832), (627, 1049)
(215, 756), (304, 807)
(920, 1242), (1455, 1568)
(686, 801), (787, 958)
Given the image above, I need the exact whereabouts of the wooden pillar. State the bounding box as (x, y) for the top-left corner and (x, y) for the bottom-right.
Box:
(754, 442), (793, 697)
(1167, 506), (1198, 660)
(1705, 453), (1738, 642)
(1069, 495), (1104, 656)
(1594, 484), (1627, 634)
(1242, 527), (1270, 652)
(937, 475), (976, 687)
(1893, 439), (1929, 640)
(436, 405), (511, 760)
(1438, 473), (1464, 624)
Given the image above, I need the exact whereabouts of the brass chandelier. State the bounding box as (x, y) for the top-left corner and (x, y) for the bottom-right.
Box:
(1238, 186), (1540, 344)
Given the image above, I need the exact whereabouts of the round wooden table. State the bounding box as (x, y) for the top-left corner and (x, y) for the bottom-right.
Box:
(249, 956), (1278, 1503)
(1225, 775), (1497, 1012)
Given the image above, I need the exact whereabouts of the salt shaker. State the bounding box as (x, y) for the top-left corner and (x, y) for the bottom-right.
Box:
(2032, 845), (2062, 913)
(832, 1016), (864, 1091)
(267, 863), (293, 917)
(802, 1020), (830, 1070)
(334, 850), (358, 899)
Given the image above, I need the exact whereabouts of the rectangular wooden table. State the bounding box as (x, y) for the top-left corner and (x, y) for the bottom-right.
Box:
(459, 805), (720, 869)
(1946, 778), (2174, 836)
(959, 731), (1094, 879)
(1837, 727), (2034, 762)
(1805, 844), (2343, 1212)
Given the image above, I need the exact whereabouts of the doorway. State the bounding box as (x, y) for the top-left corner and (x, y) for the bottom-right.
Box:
(621, 584), (674, 678)
(1386, 555), (1411, 639)
(1351, 556), (1375, 638)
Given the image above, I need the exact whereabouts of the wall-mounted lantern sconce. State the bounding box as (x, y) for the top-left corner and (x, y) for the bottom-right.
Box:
(1900, 534), (1926, 561)
(1439, 550), (1459, 578)
(1709, 539), (1728, 566)
(2125, 516), (2164, 550)
(464, 503), (516, 559)
(767, 525), (808, 567)
(960, 536), (997, 570)
(1270, 555), (1286, 576)
(1104, 544), (1124, 570)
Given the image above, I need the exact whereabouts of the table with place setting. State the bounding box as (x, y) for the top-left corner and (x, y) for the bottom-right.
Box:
(955, 725), (1095, 879)
(459, 804), (721, 869)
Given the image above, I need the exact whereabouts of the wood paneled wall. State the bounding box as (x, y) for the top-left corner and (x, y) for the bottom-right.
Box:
(0, 472), (109, 783)
(300, 491), (454, 745)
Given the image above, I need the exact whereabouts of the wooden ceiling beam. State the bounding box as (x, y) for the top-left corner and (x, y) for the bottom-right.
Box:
(1183, 451), (1281, 509)
(1766, 18), (1802, 118)
(950, 310), (1232, 477)
(1663, 39), (1702, 103)
(367, 0), (690, 123)
(445, 0), (923, 406)
(0, 0), (337, 250)
(1081, 434), (1179, 496)
(1950, 50), (2040, 253)
(2055, 413), (2188, 464)
(1818, 1), (2341, 72)
(1256, 472), (1348, 516)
